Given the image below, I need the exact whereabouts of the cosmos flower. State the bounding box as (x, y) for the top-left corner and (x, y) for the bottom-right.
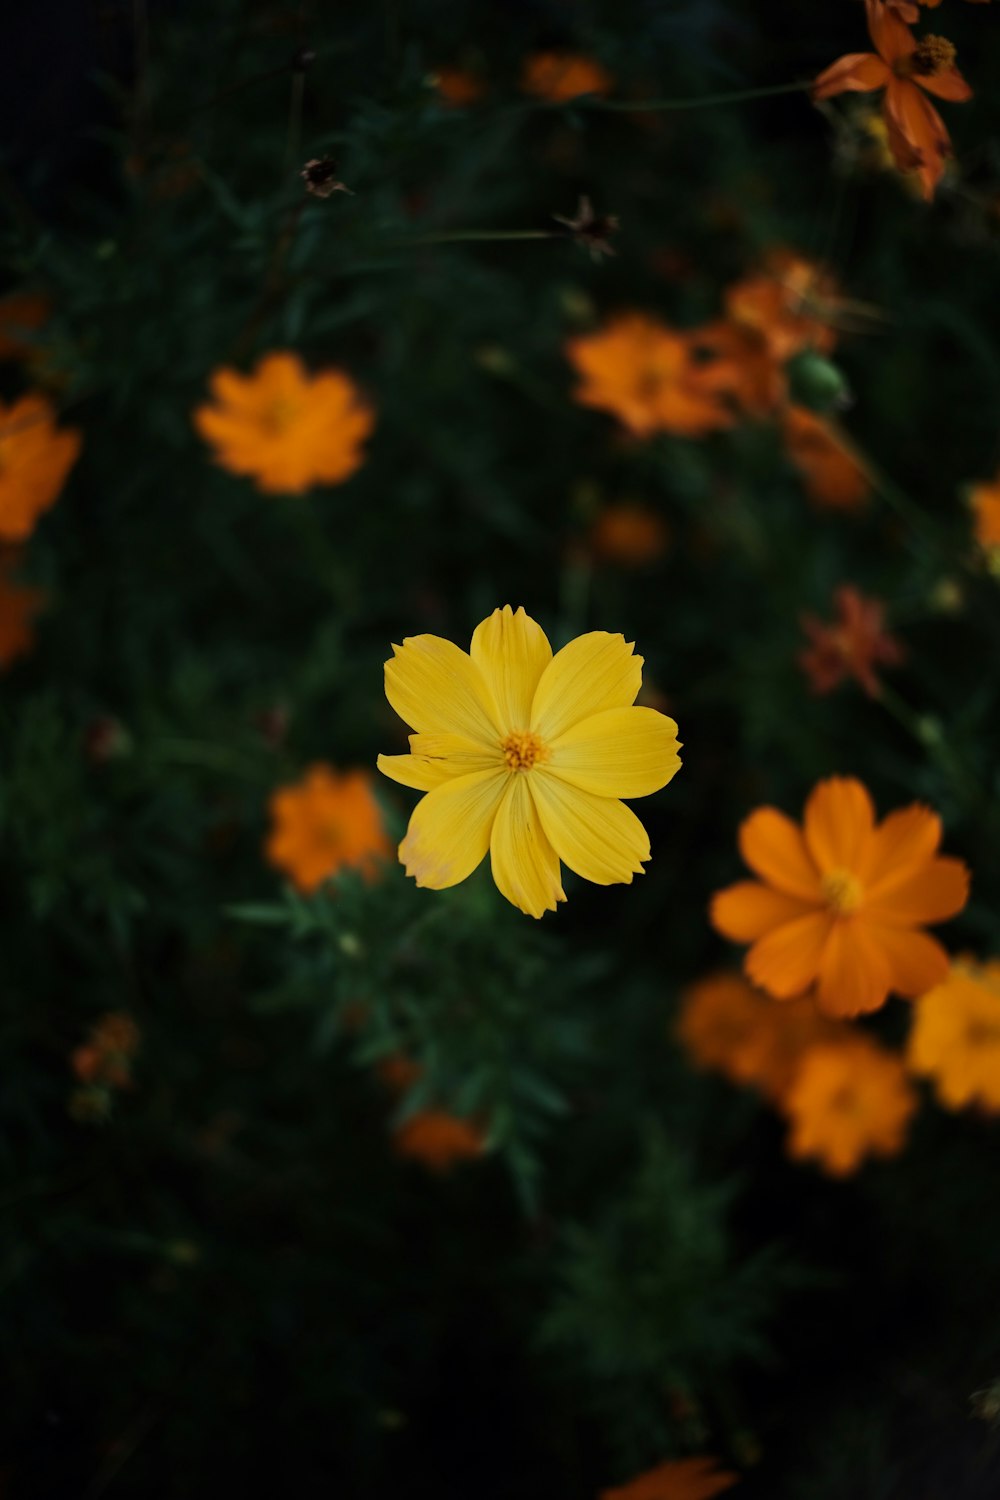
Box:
(0, 393), (81, 542)
(782, 1035), (917, 1176)
(710, 777), (969, 1017)
(266, 765), (391, 894)
(907, 959), (1000, 1112)
(798, 584), (904, 697)
(521, 51), (612, 102)
(377, 606), (681, 917)
(194, 351), (374, 495)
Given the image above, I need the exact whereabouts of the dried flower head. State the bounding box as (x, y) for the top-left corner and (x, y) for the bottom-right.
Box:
(300, 156), (352, 198)
(552, 196), (619, 261)
(799, 584), (905, 698)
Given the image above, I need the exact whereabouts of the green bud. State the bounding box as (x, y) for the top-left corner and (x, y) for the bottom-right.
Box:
(786, 350), (851, 413)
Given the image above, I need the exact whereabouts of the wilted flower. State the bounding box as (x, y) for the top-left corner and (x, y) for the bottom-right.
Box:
(266, 765), (391, 894)
(377, 606), (681, 917)
(194, 352), (374, 495)
(783, 1035), (917, 1175)
(907, 959), (1000, 1111)
(710, 777), (969, 1017)
(300, 156), (352, 198)
(799, 584), (904, 697)
(0, 393), (81, 541)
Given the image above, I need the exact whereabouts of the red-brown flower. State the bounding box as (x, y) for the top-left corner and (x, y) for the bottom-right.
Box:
(799, 584), (904, 697)
(813, 0), (972, 200)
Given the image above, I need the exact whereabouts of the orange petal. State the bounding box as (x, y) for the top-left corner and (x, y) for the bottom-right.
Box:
(803, 777), (875, 874)
(738, 807), (821, 900)
(710, 881), (817, 943)
(813, 51), (890, 102)
(884, 78), (950, 199)
(919, 67), (972, 104)
(816, 920), (892, 1017)
(864, 922), (951, 998)
(745, 912), (832, 999)
(864, 856), (970, 926)
(866, 0), (915, 67)
(860, 804), (941, 885)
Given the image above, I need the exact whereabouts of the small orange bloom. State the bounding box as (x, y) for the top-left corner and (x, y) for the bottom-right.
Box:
(784, 406), (870, 511)
(710, 777), (970, 1018)
(813, 0), (972, 200)
(567, 315), (736, 439)
(689, 320), (786, 420)
(677, 974), (845, 1103)
(590, 503), (669, 565)
(907, 959), (1000, 1111)
(376, 1052), (423, 1094)
(783, 1036), (917, 1176)
(194, 352), (375, 495)
(521, 51), (612, 102)
(0, 290), (51, 362)
(393, 1109), (486, 1172)
(71, 1012), (140, 1090)
(266, 765), (391, 894)
(969, 478), (1000, 570)
(725, 250), (840, 363)
(0, 555), (45, 669)
(799, 584), (904, 698)
(600, 1455), (740, 1500)
(432, 66), (486, 107)
(0, 393), (81, 542)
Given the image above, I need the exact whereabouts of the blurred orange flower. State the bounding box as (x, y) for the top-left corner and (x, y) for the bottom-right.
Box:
(194, 352), (374, 495)
(784, 406), (870, 511)
(799, 584), (904, 698)
(677, 973), (845, 1103)
(600, 1455), (740, 1500)
(783, 1036), (917, 1175)
(521, 51), (612, 102)
(710, 776), (970, 1017)
(71, 1013), (140, 1090)
(725, 250), (839, 363)
(590, 503), (669, 565)
(393, 1109), (486, 1171)
(0, 393), (81, 542)
(0, 555), (45, 669)
(907, 959), (1000, 1111)
(688, 320), (785, 420)
(566, 315), (736, 439)
(813, 0), (972, 200)
(969, 478), (1000, 568)
(266, 765), (391, 894)
(0, 290), (51, 362)
(432, 66), (486, 106)
(376, 1052), (424, 1093)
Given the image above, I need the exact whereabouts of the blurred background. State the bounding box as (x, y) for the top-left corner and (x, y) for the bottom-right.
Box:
(3, 0), (1000, 1495)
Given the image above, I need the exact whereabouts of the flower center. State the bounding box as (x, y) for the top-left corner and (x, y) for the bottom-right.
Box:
(264, 397), (301, 433)
(898, 36), (956, 78)
(501, 730), (549, 771)
(821, 868), (863, 916)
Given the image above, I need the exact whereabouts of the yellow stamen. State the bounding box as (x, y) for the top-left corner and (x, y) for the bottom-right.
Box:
(502, 730), (549, 771)
(898, 36), (957, 79)
(821, 868), (863, 916)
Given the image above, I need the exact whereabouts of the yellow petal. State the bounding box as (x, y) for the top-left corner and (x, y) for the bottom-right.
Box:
(489, 774), (566, 918)
(377, 752), (453, 791)
(548, 706), (681, 798)
(470, 606), (553, 732)
(399, 770), (509, 889)
(408, 732), (505, 776)
(385, 635), (501, 744)
(530, 632), (642, 741)
(531, 771), (650, 885)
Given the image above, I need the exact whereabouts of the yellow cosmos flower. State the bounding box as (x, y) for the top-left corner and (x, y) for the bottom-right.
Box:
(376, 606), (682, 917)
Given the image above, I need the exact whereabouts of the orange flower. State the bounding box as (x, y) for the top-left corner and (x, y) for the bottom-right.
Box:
(813, 0), (972, 200)
(677, 974), (845, 1103)
(907, 959), (1000, 1111)
(600, 1455), (740, 1500)
(783, 1036), (917, 1176)
(969, 478), (1000, 571)
(392, 1109), (486, 1171)
(0, 290), (50, 362)
(566, 315), (736, 439)
(710, 776), (970, 1018)
(521, 51), (612, 102)
(194, 352), (374, 495)
(799, 584), (904, 698)
(0, 393), (81, 542)
(725, 250), (840, 363)
(688, 320), (786, 420)
(376, 1052), (424, 1093)
(590, 503), (669, 565)
(71, 1012), (140, 1090)
(784, 406), (870, 511)
(0, 555), (45, 669)
(266, 765), (391, 894)
(432, 66), (486, 107)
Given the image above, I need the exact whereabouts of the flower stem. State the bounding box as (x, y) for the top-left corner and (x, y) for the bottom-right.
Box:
(582, 80), (809, 113)
(396, 229), (560, 247)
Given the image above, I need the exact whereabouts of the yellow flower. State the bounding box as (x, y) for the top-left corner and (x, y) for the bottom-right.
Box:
(377, 606), (682, 917)
(907, 959), (1000, 1112)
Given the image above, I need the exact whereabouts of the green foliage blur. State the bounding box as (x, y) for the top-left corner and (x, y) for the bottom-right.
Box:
(4, 0), (1000, 1495)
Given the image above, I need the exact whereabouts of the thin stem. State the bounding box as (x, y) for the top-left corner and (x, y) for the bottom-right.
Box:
(285, 70), (305, 178)
(396, 229), (560, 246)
(582, 80), (809, 113)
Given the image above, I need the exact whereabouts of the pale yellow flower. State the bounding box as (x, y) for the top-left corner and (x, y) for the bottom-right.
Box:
(377, 606), (682, 917)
